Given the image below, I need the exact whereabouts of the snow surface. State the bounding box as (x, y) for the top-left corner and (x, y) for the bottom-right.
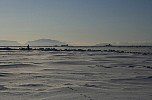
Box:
(0, 49), (152, 100)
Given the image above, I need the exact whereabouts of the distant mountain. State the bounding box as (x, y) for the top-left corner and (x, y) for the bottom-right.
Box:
(95, 43), (112, 46)
(111, 42), (152, 46)
(96, 42), (152, 46)
(26, 39), (67, 46)
(0, 40), (21, 46)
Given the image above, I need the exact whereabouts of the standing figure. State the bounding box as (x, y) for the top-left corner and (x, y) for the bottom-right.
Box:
(27, 44), (30, 50)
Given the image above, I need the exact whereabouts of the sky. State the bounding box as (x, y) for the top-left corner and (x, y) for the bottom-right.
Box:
(0, 0), (152, 45)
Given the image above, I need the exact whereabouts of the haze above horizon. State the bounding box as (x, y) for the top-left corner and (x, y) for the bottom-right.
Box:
(0, 0), (152, 45)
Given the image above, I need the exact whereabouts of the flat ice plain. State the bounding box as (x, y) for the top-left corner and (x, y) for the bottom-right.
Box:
(0, 47), (152, 100)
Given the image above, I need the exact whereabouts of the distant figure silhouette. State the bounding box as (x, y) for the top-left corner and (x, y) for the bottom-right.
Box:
(27, 44), (30, 50)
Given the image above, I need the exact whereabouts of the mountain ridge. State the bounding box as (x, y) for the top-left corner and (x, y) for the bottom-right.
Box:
(0, 40), (21, 46)
(25, 39), (67, 46)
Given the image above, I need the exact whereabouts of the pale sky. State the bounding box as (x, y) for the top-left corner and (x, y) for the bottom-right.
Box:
(0, 0), (152, 45)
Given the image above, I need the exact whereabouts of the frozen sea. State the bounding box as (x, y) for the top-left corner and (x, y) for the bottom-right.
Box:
(0, 47), (152, 100)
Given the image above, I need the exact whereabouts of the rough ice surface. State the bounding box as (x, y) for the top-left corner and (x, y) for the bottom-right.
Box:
(0, 48), (152, 100)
